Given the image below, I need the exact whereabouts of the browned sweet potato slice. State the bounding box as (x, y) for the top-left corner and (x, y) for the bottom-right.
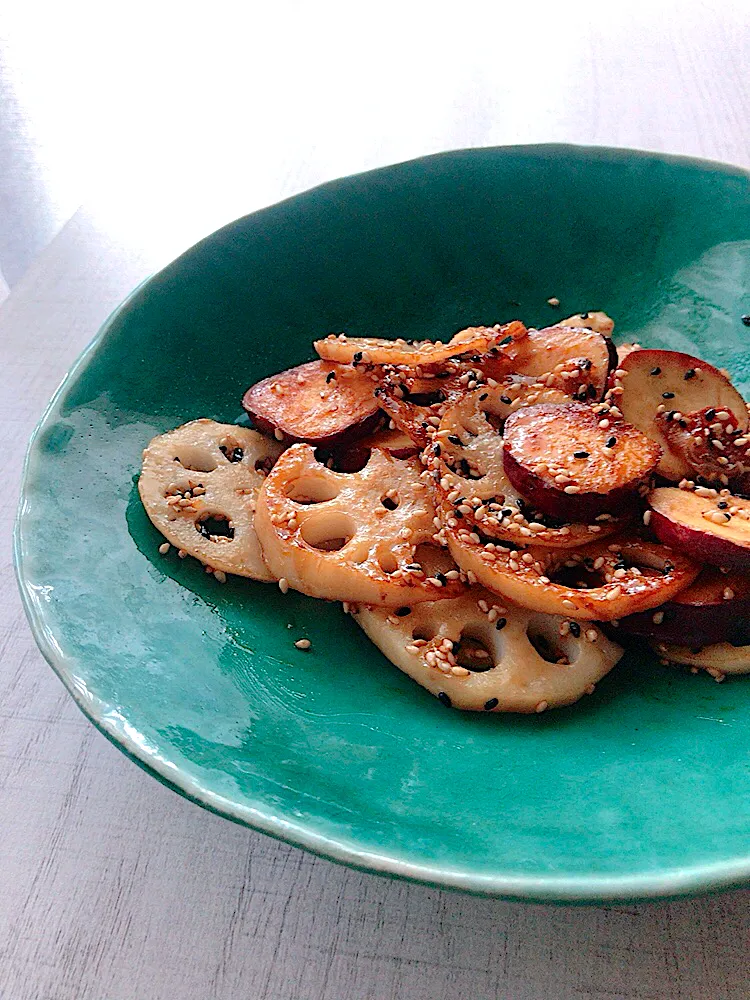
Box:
(617, 349), (748, 480)
(502, 403), (660, 522)
(314, 321), (527, 365)
(614, 567), (750, 647)
(432, 387), (627, 548)
(242, 360), (381, 448)
(648, 486), (750, 572)
(659, 407), (750, 494)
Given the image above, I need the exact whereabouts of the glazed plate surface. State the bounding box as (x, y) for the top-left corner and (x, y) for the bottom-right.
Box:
(15, 145), (750, 901)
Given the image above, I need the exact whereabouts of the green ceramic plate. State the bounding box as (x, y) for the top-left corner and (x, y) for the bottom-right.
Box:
(15, 146), (750, 902)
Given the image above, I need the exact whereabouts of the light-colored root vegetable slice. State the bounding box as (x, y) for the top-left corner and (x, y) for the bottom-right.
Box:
(255, 444), (464, 605)
(560, 311), (615, 335)
(618, 349), (749, 480)
(652, 641), (750, 677)
(443, 526), (700, 620)
(354, 586), (622, 712)
(512, 325), (617, 400)
(502, 402), (660, 521)
(139, 419), (285, 580)
(314, 321), (527, 365)
(431, 388), (626, 547)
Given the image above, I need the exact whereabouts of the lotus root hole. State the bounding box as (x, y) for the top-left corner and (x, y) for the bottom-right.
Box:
(526, 624), (568, 664)
(196, 513), (235, 541)
(549, 563), (608, 590)
(454, 631), (495, 672)
(172, 445), (220, 473)
(219, 440), (244, 463)
(412, 625), (438, 642)
(299, 511), (356, 552)
(286, 475), (341, 504)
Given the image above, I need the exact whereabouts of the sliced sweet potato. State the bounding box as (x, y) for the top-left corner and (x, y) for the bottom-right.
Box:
(615, 567), (750, 647)
(242, 360), (381, 448)
(314, 321), (527, 365)
(433, 388), (626, 548)
(502, 403), (660, 522)
(618, 349), (748, 480)
(659, 406), (750, 494)
(648, 486), (750, 571)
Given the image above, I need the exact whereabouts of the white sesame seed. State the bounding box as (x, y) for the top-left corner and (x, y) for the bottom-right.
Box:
(585, 683), (596, 695)
(564, 485), (581, 495)
(586, 629), (598, 642)
(562, 599), (576, 609)
(723, 587), (735, 601)
(274, 428), (285, 441)
(158, 542), (170, 555)
(535, 701), (548, 713)
(598, 419), (610, 429)
(652, 611), (664, 624)
(214, 570), (227, 584)
(643, 510), (652, 526)
(178, 549), (187, 559)
(278, 577), (289, 594)
(451, 666), (470, 677)
(294, 638), (311, 650)
(606, 586), (623, 600)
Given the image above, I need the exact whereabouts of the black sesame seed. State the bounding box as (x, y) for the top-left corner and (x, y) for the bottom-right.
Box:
(606, 436), (617, 448)
(448, 434), (462, 445)
(581, 359), (593, 371)
(500, 395), (512, 405)
(381, 497), (398, 510)
(717, 501), (729, 509)
(683, 369), (696, 380)
(678, 419), (688, 428)
(484, 698), (499, 711)
(742, 315), (750, 327)
(587, 383), (598, 399)
(574, 451), (590, 459)
(705, 408), (716, 421)
(436, 572), (448, 586)
(395, 607), (412, 616)
(325, 370), (337, 383)
(479, 393), (488, 401)
(569, 621), (581, 637)
(495, 617), (507, 630)
(353, 351), (363, 363)
(580, 312), (589, 319)
(650, 367), (662, 376)
(433, 444), (441, 457)
(454, 510), (463, 519)
(663, 563), (674, 575)
(498, 335), (513, 347)
(501, 508), (513, 517)
(437, 692), (452, 707)
(662, 391), (675, 399)
(665, 410), (677, 422)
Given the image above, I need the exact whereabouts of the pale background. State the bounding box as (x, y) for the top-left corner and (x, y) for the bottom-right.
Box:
(1, 2), (749, 998)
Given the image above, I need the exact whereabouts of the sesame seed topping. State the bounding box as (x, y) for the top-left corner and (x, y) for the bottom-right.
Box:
(158, 542), (170, 555)
(274, 428), (285, 441)
(278, 577), (289, 594)
(586, 629), (598, 642)
(574, 451), (589, 459)
(650, 367), (662, 375)
(535, 701), (548, 713)
(652, 611), (664, 624)
(437, 692), (452, 707)
(294, 638), (311, 650)
(683, 369), (696, 380)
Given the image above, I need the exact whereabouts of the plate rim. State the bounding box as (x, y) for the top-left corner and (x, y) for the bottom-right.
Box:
(14, 142), (750, 903)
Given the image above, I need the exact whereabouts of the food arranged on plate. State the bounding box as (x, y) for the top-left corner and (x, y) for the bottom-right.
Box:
(139, 311), (750, 711)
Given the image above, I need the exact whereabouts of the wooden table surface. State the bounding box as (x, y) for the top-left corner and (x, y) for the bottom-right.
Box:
(2, 6), (750, 998)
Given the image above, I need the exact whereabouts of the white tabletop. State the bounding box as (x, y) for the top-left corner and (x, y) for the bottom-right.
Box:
(2, 6), (750, 997)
